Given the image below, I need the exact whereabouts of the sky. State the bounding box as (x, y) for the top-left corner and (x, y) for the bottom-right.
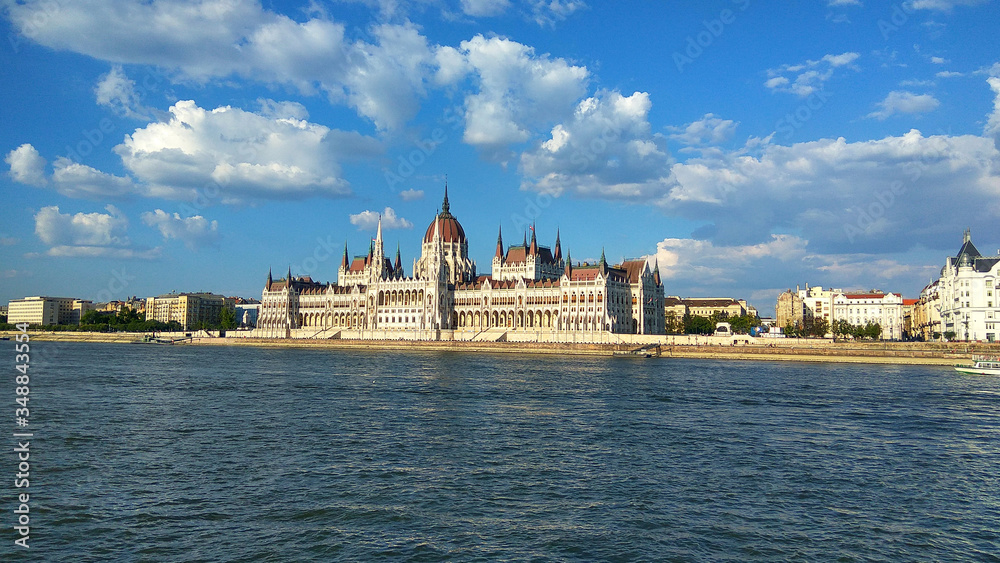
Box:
(2, 0), (1000, 316)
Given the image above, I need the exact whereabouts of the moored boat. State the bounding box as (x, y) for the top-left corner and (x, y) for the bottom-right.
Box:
(955, 355), (1000, 375)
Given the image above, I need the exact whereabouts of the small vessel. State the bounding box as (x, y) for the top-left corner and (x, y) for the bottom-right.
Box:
(954, 355), (1000, 375)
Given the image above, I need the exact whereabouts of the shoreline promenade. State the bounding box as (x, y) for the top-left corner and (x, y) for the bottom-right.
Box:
(8, 330), (984, 366)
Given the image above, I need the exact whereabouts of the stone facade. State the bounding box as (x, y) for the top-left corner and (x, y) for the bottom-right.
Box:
(255, 188), (665, 340)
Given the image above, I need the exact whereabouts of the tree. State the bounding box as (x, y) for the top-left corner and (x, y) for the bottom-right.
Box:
(832, 319), (853, 340)
(683, 313), (714, 335)
(219, 307), (237, 330)
(665, 312), (683, 334)
(806, 318), (830, 338)
(944, 330), (956, 341)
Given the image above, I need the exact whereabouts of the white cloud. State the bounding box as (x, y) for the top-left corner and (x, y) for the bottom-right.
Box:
(51, 157), (138, 199)
(41, 246), (161, 259)
(95, 65), (153, 120)
(349, 207), (414, 230)
(5, 144), (47, 186)
(656, 129), (1000, 255)
(866, 90), (940, 120)
(32, 204), (160, 258)
(399, 188), (425, 201)
(935, 70), (963, 78)
(907, 0), (988, 11)
(461, 0), (511, 17)
(652, 235), (809, 283)
(519, 90), (673, 199)
(34, 204), (129, 247)
(5, 3), (437, 131)
(458, 35), (589, 152)
(986, 76), (1000, 148)
(930, 56), (948, 64)
(114, 100), (380, 202)
(667, 113), (738, 146)
(141, 209), (220, 249)
(765, 52), (860, 97)
(828, 0), (862, 5)
(530, 0), (586, 25)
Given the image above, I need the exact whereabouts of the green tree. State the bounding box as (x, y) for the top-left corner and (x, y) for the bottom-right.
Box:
(684, 314), (714, 335)
(665, 312), (682, 334)
(219, 307), (237, 330)
(806, 318), (830, 338)
(944, 330), (956, 341)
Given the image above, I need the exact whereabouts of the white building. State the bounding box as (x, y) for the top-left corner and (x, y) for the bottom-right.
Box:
(832, 292), (904, 340)
(7, 296), (93, 326)
(255, 187), (665, 340)
(936, 229), (1000, 342)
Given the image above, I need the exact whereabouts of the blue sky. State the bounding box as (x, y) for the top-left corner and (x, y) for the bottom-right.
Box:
(2, 0), (999, 315)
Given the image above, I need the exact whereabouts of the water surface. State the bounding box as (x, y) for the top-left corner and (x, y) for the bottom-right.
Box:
(20, 342), (1000, 561)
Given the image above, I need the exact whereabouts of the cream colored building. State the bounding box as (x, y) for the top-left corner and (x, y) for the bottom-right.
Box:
(912, 280), (942, 340)
(936, 230), (1000, 341)
(7, 296), (93, 326)
(145, 292), (234, 330)
(256, 188), (665, 340)
(833, 292), (905, 340)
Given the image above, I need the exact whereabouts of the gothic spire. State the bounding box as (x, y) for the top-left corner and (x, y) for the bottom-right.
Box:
(341, 241), (349, 269)
(553, 228), (562, 261)
(394, 243), (402, 276)
(529, 223), (538, 256)
(267, 268), (273, 290)
(441, 182), (451, 216)
(522, 230), (527, 248)
(564, 250), (572, 278)
(599, 247), (607, 274)
(376, 214), (383, 244)
(495, 224), (504, 259)
(653, 256), (661, 286)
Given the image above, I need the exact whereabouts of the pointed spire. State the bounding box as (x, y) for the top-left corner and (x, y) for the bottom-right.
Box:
(599, 247), (607, 274)
(964, 227), (971, 243)
(433, 210), (440, 241)
(553, 228), (562, 261)
(394, 243), (402, 276)
(522, 230), (527, 248)
(529, 223), (538, 256)
(376, 214), (383, 244)
(267, 268), (273, 290)
(367, 239), (373, 264)
(653, 256), (661, 285)
(564, 250), (572, 278)
(341, 241), (349, 269)
(441, 181), (451, 216)
(495, 224), (504, 259)
(287, 265), (292, 283)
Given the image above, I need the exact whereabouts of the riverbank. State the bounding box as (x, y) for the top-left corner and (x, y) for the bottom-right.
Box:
(6, 330), (982, 365)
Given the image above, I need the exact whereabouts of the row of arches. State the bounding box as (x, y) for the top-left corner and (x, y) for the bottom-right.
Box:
(298, 311), (366, 329)
(378, 289), (426, 307)
(453, 309), (559, 329)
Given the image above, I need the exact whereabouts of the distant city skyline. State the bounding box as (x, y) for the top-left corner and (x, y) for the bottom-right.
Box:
(3, 0), (1000, 318)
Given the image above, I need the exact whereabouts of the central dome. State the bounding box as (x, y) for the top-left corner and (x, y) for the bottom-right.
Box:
(423, 186), (466, 244)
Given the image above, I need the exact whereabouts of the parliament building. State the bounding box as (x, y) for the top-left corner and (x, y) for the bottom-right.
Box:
(255, 187), (665, 341)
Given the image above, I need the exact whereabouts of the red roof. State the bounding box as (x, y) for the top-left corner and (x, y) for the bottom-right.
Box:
(423, 213), (466, 243)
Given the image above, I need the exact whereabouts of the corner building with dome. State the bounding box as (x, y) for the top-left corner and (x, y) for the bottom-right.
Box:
(255, 188), (665, 340)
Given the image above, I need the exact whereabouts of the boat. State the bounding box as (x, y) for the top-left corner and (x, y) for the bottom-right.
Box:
(954, 355), (1000, 375)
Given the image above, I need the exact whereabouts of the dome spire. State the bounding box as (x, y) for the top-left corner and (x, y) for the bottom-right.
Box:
(441, 180), (450, 216)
